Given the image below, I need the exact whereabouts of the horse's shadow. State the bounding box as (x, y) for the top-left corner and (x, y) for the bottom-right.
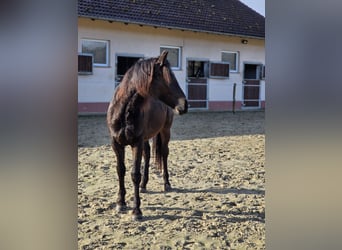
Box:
(142, 213), (184, 221)
(175, 186), (264, 195)
(141, 186), (265, 223)
(143, 205), (265, 223)
(145, 186), (264, 196)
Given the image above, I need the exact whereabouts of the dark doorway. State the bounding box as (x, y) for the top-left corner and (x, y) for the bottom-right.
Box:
(243, 63), (262, 108)
(186, 59), (209, 109)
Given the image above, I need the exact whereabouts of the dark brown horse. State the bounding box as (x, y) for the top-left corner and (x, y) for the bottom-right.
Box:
(107, 51), (188, 220)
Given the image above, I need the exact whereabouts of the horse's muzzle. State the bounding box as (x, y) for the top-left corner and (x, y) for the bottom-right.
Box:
(175, 99), (188, 115)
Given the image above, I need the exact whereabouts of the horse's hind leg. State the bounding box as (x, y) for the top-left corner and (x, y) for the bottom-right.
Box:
(140, 141), (150, 193)
(131, 141), (143, 220)
(111, 138), (127, 212)
(162, 145), (171, 192)
(161, 131), (172, 192)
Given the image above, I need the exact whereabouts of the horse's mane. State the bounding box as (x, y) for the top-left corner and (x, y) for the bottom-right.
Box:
(115, 57), (155, 100)
(115, 56), (173, 101)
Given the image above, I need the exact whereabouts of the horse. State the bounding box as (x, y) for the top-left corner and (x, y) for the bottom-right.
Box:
(107, 51), (188, 220)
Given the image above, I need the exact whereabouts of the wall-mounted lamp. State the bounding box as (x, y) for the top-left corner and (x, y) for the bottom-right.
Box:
(241, 39), (248, 44)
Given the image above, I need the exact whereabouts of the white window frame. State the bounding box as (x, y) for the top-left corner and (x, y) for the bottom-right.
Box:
(221, 51), (239, 73)
(81, 39), (109, 67)
(261, 65), (265, 79)
(160, 45), (182, 70)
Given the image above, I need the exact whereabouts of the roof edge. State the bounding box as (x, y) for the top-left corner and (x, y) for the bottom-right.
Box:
(78, 16), (265, 40)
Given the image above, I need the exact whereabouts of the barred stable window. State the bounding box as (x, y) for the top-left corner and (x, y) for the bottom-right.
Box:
(209, 62), (230, 78)
(78, 54), (93, 75)
(160, 46), (181, 70)
(81, 39), (109, 66)
(221, 51), (239, 72)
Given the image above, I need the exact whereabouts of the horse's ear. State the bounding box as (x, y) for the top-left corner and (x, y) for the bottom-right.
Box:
(156, 50), (168, 67)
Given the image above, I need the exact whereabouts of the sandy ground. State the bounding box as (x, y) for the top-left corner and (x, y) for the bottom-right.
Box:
(78, 111), (265, 249)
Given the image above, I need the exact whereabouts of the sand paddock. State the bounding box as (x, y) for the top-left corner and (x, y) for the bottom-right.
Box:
(78, 111), (265, 249)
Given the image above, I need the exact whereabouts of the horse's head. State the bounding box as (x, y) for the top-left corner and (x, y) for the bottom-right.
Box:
(151, 51), (188, 115)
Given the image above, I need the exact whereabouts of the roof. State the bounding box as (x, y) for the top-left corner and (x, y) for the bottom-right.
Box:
(78, 0), (265, 39)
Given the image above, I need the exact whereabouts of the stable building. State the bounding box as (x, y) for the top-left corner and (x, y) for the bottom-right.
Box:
(78, 0), (265, 113)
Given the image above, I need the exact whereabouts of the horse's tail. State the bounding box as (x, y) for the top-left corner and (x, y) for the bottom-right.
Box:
(124, 92), (144, 144)
(153, 133), (163, 172)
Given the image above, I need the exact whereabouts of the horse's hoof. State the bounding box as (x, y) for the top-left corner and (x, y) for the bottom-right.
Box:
(116, 204), (127, 213)
(164, 183), (172, 192)
(140, 187), (147, 193)
(132, 214), (143, 221)
(131, 209), (143, 221)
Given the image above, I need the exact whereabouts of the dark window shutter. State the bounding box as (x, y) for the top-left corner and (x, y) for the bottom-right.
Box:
(78, 54), (93, 74)
(209, 62), (229, 78)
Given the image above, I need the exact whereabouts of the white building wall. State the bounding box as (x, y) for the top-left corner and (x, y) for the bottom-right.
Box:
(78, 18), (265, 110)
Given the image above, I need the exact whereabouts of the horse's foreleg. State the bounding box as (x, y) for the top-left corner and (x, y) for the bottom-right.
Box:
(140, 141), (150, 193)
(131, 141), (143, 220)
(112, 139), (127, 212)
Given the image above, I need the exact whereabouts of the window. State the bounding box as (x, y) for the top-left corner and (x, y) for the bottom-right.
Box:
(244, 63), (263, 80)
(81, 39), (109, 66)
(187, 60), (209, 78)
(221, 51), (239, 72)
(115, 55), (143, 86)
(209, 62), (230, 78)
(160, 46), (181, 70)
(116, 56), (142, 76)
(78, 53), (93, 75)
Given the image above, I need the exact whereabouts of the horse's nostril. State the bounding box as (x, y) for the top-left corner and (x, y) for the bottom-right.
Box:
(176, 105), (187, 115)
(175, 99), (188, 115)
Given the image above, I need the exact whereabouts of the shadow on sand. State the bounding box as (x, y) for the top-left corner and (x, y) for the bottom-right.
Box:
(78, 111), (265, 147)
